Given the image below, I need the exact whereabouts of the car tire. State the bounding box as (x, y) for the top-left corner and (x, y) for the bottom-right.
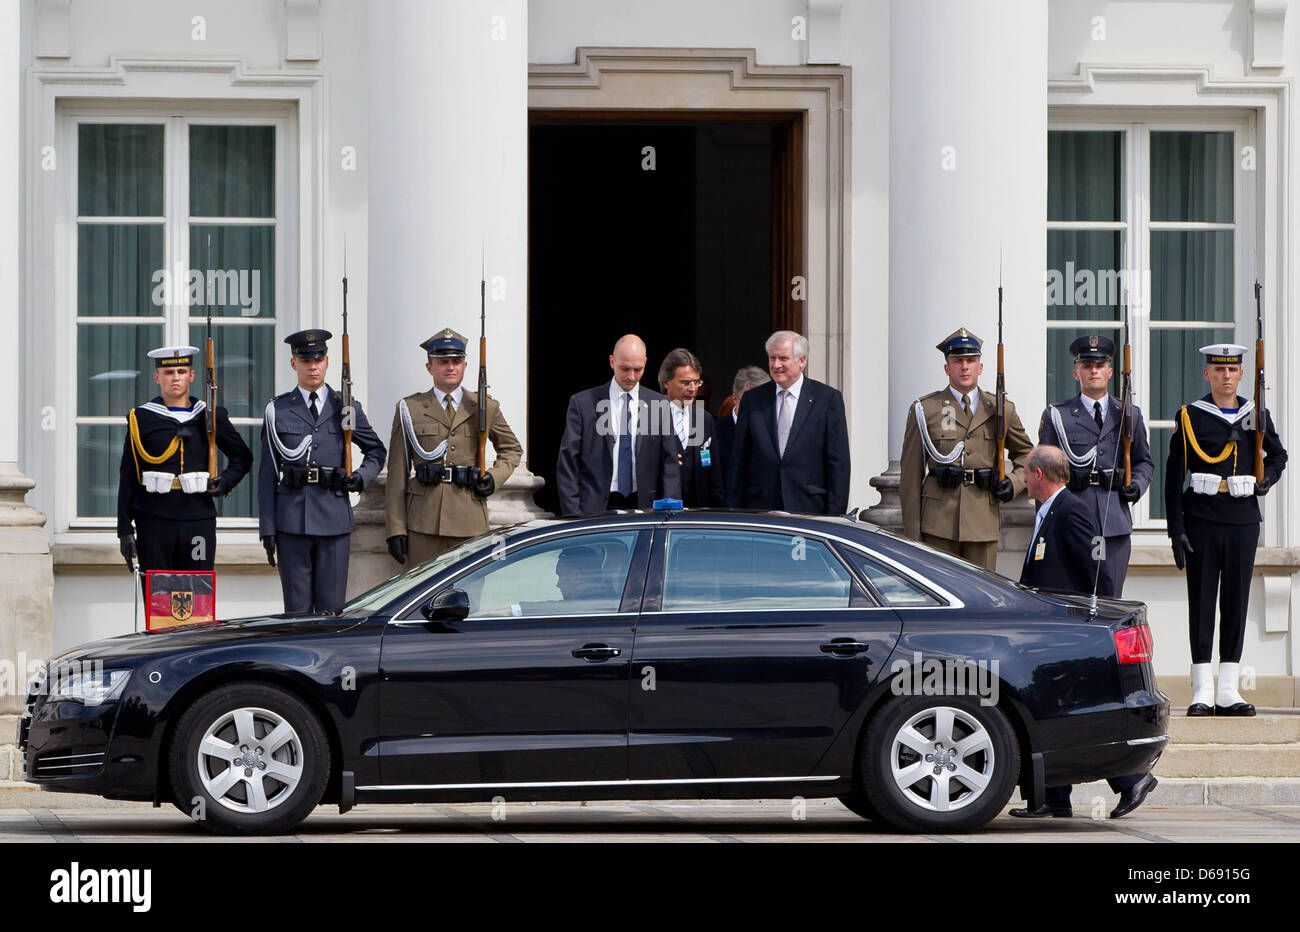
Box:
(836, 792), (881, 822)
(168, 681), (330, 836)
(862, 695), (1019, 833)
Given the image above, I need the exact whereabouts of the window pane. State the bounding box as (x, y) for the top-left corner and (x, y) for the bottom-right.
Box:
(1150, 131), (1233, 223)
(1151, 328), (1234, 420)
(190, 125), (275, 217)
(217, 424), (262, 519)
(78, 323), (165, 417)
(1046, 327), (1122, 405)
(1151, 231), (1233, 322)
(77, 425), (125, 518)
(1046, 230), (1124, 320)
(1150, 427), (1171, 520)
(1048, 131), (1123, 222)
(196, 325), (275, 420)
(849, 555), (940, 606)
(456, 532), (639, 618)
(189, 225), (275, 318)
(78, 124), (164, 217)
(662, 529), (852, 612)
(77, 225), (165, 317)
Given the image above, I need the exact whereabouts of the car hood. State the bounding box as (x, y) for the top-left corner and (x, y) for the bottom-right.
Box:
(48, 613), (366, 666)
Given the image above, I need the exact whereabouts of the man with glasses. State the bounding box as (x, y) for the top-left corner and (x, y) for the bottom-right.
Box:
(658, 347), (724, 508)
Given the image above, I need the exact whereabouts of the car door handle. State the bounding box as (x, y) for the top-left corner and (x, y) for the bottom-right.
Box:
(572, 643), (622, 661)
(820, 639), (870, 656)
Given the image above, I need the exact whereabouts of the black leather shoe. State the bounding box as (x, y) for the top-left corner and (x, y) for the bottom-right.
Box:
(1009, 805), (1072, 818)
(1110, 775), (1158, 819)
(1215, 702), (1256, 716)
(1187, 703), (1214, 716)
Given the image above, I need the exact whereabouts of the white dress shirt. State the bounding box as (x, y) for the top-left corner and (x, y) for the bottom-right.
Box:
(608, 380), (640, 493)
(948, 385), (979, 416)
(775, 374), (805, 433)
(1080, 392), (1110, 427)
(298, 384), (330, 420)
(434, 384), (465, 412)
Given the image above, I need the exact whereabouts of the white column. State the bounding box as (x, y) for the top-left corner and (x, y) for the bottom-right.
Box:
(887, 0), (1048, 453)
(367, 0), (540, 515)
(0, 0), (54, 713)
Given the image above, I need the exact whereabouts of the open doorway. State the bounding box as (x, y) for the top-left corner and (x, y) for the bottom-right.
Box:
(527, 113), (804, 515)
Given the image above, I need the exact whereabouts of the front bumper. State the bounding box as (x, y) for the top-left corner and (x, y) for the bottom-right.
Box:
(20, 691), (154, 800)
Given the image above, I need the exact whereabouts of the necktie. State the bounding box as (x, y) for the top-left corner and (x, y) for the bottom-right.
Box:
(676, 406), (688, 448)
(962, 394), (971, 418)
(1094, 401), (1103, 430)
(309, 391), (319, 421)
(445, 397), (455, 421)
(617, 393), (634, 495)
(777, 390), (793, 456)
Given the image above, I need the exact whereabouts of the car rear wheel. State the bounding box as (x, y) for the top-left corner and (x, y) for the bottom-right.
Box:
(169, 682), (330, 835)
(862, 696), (1018, 833)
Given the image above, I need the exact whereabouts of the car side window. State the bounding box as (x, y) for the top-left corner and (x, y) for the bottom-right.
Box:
(661, 528), (852, 612)
(452, 531), (640, 619)
(845, 552), (942, 606)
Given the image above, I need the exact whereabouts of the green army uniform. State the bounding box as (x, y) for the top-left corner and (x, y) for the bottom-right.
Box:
(900, 328), (1033, 571)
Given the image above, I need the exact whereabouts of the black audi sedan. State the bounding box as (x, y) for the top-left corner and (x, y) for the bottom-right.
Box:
(20, 509), (1169, 835)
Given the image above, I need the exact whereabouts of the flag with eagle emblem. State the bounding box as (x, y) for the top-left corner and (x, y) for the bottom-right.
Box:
(146, 571), (216, 631)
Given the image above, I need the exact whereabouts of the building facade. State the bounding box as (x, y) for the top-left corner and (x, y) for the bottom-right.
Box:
(2, 0), (1298, 709)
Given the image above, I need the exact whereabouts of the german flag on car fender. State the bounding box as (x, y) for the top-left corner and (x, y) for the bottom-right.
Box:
(146, 571), (216, 631)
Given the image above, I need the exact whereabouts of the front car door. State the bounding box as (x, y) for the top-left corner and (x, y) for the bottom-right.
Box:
(628, 524), (902, 781)
(377, 528), (649, 787)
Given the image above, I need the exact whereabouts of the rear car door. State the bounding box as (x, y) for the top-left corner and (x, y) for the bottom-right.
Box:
(377, 528), (650, 786)
(628, 524), (902, 781)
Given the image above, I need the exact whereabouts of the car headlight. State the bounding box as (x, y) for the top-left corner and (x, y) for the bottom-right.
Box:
(48, 668), (132, 706)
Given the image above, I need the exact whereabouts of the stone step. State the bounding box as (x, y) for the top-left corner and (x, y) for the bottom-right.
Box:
(1154, 743), (1300, 778)
(1168, 711), (1300, 744)
(1059, 777), (1300, 807)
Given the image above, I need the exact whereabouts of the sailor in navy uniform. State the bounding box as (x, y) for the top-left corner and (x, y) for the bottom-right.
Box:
(116, 346), (253, 579)
(1036, 335), (1153, 597)
(1166, 343), (1287, 716)
(258, 329), (386, 613)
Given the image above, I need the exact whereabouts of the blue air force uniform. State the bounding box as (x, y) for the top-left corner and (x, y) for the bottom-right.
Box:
(1036, 335), (1153, 597)
(258, 329), (386, 613)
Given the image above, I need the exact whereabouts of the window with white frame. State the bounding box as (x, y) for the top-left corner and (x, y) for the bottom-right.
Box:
(74, 115), (285, 525)
(1046, 119), (1250, 525)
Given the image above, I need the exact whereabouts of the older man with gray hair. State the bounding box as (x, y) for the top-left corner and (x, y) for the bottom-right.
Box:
(725, 330), (850, 514)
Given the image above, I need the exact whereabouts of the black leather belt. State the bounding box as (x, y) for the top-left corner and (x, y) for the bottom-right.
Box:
(415, 462), (477, 488)
(1068, 468), (1121, 493)
(928, 465), (995, 489)
(282, 465), (345, 490)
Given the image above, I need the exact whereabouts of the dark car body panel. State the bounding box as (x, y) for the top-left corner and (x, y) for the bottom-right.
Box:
(21, 510), (1169, 814)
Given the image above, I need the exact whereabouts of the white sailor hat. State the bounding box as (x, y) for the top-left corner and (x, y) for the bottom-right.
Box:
(147, 345), (201, 368)
(1199, 343), (1248, 365)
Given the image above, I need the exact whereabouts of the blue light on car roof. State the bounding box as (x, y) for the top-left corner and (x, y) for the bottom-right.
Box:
(652, 498), (683, 511)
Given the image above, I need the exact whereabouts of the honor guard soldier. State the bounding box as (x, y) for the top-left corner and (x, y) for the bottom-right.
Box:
(1036, 335), (1152, 596)
(900, 328), (1033, 571)
(384, 328), (522, 565)
(258, 329), (386, 613)
(1166, 343), (1287, 717)
(117, 346), (253, 577)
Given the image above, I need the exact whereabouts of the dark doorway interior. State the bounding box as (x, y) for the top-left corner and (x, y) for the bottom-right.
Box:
(527, 115), (802, 515)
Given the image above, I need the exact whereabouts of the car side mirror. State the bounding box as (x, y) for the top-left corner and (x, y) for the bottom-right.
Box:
(421, 588), (470, 622)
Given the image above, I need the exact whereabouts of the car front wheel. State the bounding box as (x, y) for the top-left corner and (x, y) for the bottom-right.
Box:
(861, 696), (1018, 833)
(169, 682), (330, 835)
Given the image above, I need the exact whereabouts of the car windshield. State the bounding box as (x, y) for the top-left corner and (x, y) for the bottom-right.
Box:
(338, 532), (510, 615)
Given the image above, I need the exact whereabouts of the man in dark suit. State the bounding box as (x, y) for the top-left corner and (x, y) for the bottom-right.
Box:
(1010, 444), (1158, 820)
(657, 347), (724, 508)
(258, 329), (387, 613)
(724, 331), (850, 515)
(714, 365), (769, 480)
(555, 334), (681, 515)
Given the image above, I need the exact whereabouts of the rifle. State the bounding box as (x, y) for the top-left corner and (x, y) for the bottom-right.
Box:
(477, 266), (488, 477)
(342, 243), (353, 475)
(1254, 280), (1265, 482)
(1121, 291), (1133, 487)
(995, 256), (1006, 482)
(205, 233), (218, 476)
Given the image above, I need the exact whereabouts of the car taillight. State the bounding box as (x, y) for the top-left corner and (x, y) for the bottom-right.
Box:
(1115, 625), (1153, 664)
